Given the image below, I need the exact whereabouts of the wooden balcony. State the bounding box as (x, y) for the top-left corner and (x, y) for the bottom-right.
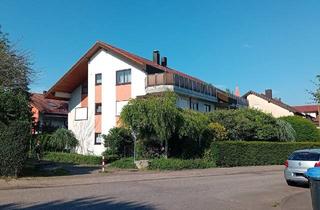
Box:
(146, 72), (217, 98)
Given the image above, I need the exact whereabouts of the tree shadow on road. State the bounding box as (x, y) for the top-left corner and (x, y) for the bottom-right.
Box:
(0, 196), (156, 210)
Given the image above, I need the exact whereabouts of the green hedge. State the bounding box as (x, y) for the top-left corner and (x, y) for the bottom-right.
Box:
(149, 158), (214, 170)
(43, 152), (101, 165)
(0, 121), (30, 177)
(211, 141), (320, 167)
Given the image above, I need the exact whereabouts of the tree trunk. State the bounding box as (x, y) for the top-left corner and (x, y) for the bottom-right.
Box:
(164, 139), (168, 159)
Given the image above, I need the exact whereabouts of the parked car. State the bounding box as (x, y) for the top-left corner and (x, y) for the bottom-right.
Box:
(284, 149), (320, 185)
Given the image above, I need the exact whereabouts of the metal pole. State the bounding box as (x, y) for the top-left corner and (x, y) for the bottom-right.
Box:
(132, 131), (137, 163)
(102, 156), (105, 172)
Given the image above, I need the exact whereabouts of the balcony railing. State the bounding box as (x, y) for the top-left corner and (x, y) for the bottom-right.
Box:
(146, 72), (248, 106)
(146, 72), (217, 98)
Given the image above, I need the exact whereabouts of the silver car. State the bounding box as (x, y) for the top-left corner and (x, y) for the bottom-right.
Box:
(284, 149), (320, 185)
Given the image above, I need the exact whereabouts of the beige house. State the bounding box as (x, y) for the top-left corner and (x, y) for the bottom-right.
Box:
(243, 89), (301, 118)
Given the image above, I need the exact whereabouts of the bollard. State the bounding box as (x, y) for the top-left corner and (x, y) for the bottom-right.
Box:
(102, 156), (105, 172)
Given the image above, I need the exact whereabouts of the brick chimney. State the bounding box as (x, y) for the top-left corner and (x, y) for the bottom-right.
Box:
(265, 89), (272, 99)
(153, 50), (160, 65)
(161, 56), (167, 67)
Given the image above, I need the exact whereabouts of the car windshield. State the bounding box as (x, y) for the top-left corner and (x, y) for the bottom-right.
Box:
(289, 152), (320, 161)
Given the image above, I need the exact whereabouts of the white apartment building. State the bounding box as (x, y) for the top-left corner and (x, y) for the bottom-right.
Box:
(46, 41), (248, 155)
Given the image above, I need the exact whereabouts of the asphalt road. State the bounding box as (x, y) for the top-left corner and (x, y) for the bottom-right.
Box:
(0, 166), (312, 210)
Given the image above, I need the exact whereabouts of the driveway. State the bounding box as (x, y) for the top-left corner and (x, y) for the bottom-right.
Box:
(0, 165), (312, 210)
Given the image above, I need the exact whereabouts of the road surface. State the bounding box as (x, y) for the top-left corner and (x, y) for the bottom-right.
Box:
(0, 166), (312, 210)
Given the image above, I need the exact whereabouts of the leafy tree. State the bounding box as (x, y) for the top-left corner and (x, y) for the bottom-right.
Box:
(309, 75), (320, 103)
(0, 28), (34, 176)
(121, 92), (180, 158)
(103, 127), (134, 158)
(49, 128), (79, 152)
(0, 28), (33, 92)
(208, 109), (280, 141)
(179, 110), (209, 146)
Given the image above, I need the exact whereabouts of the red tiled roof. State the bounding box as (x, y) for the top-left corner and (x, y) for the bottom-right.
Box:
(243, 91), (301, 114)
(293, 105), (319, 113)
(31, 93), (68, 115)
(45, 41), (207, 99)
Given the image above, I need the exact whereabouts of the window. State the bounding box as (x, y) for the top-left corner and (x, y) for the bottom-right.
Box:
(116, 69), (131, 85)
(289, 152), (320, 161)
(205, 104), (211, 112)
(95, 133), (102, 145)
(95, 103), (102, 115)
(95, 73), (102, 85)
(190, 101), (199, 111)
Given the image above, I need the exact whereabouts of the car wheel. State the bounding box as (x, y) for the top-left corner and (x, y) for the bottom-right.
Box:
(286, 180), (296, 186)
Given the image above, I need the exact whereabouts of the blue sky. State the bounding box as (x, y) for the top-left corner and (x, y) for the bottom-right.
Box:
(1, 0), (319, 105)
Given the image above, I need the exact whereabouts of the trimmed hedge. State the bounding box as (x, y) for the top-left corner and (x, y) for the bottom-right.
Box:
(211, 141), (320, 167)
(149, 158), (214, 170)
(0, 121), (30, 177)
(43, 152), (101, 165)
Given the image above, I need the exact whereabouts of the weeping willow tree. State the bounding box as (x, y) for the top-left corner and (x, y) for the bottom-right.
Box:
(120, 91), (180, 158)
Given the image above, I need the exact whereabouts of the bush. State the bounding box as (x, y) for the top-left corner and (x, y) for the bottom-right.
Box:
(103, 127), (134, 158)
(208, 109), (280, 141)
(43, 152), (101, 165)
(276, 119), (296, 141)
(205, 122), (228, 141)
(211, 141), (320, 167)
(35, 133), (52, 151)
(49, 128), (79, 152)
(148, 158), (214, 170)
(0, 121), (30, 176)
(109, 158), (136, 169)
(280, 116), (320, 141)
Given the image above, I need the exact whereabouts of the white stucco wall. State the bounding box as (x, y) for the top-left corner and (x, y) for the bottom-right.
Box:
(246, 94), (294, 118)
(88, 49), (146, 155)
(68, 85), (95, 155)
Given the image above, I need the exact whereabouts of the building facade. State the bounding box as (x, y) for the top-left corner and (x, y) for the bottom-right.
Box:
(31, 93), (68, 134)
(243, 89), (301, 118)
(46, 41), (248, 155)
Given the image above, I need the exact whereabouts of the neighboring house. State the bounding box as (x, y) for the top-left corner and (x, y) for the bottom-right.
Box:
(31, 93), (68, 133)
(243, 89), (302, 118)
(45, 41), (248, 155)
(293, 105), (319, 126)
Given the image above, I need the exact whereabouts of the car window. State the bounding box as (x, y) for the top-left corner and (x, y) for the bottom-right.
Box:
(289, 152), (320, 161)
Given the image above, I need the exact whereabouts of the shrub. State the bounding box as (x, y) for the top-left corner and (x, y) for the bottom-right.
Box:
(35, 133), (52, 151)
(43, 152), (101, 165)
(208, 109), (290, 141)
(148, 158), (214, 170)
(103, 127), (134, 158)
(276, 119), (296, 141)
(280, 116), (320, 141)
(211, 141), (320, 167)
(49, 128), (79, 152)
(0, 121), (30, 176)
(108, 158), (137, 169)
(205, 122), (228, 141)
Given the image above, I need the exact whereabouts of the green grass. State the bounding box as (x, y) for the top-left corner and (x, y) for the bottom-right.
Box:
(43, 152), (101, 165)
(108, 158), (137, 169)
(108, 157), (215, 170)
(149, 158), (215, 170)
(19, 159), (70, 177)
